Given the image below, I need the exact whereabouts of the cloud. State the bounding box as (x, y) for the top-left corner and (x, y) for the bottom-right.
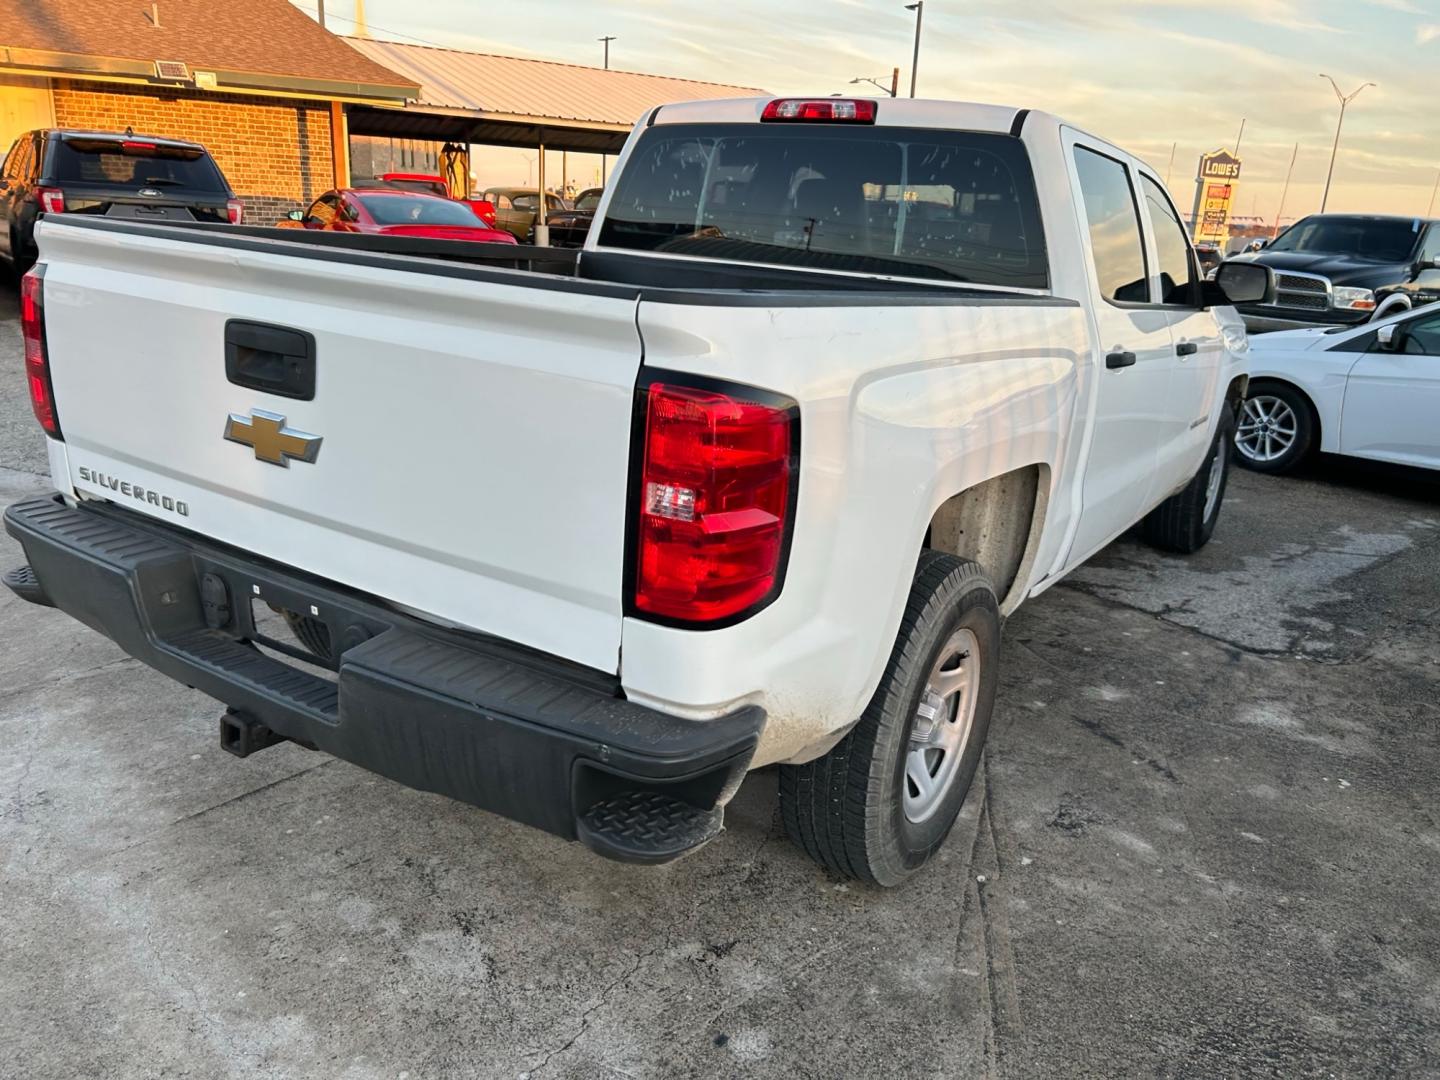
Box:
(1420, 23), (1440, 43)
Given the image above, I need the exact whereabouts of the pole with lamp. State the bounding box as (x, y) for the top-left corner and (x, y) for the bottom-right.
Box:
(850, 71), (899, 97)
(1318, 74), (1375, 213)
(905, 2), (923, 98)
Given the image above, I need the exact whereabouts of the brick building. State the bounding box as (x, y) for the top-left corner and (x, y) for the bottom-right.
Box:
(0, 0), (415, 221)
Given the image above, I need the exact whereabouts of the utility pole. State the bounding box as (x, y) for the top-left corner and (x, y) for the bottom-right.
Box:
(905, 2), (923, 98)
(599, 36), (616, 69)
(1165, 142), (1176, 188)
(1233, 118), (1245, 158)
(1319, 74), (1375, 212)
(1273, 142), (1298, 239)
(891, 66), (900, 98)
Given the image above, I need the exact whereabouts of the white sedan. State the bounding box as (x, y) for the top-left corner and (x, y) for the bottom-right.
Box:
(1236, 302), (1440, 473)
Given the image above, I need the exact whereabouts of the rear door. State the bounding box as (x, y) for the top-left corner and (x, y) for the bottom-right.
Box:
(1136, 171), (1224, 486)
(38, 220), (646, 672)
(1065, 137), (1177, 561)
(0, 135), (25, 259)
(1340, 307), (1440, 469)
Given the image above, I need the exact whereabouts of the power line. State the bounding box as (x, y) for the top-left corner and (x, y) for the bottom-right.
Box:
(290, 3), (450, 48)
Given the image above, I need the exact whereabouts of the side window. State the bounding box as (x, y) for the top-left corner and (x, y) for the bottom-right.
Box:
(1401, 309), (1440, 355)
(1140, 175), (1197, 305)
(1, 139), (18, 181)
(306, 194), (339, 226)
(1073, 147), (1148, 304)
(1420, 226), (1440, 263)
(8, 137), (34, 184)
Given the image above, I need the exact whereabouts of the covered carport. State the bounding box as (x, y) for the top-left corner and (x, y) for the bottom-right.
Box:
(341, 38), (763, 244)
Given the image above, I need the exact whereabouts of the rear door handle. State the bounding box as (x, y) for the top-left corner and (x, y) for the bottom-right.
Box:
(1105, 350), (1137, 370)
(1176, 341), (1199, 357)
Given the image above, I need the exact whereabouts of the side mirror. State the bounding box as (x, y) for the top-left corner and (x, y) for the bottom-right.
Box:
(286, 210), (304, 222)
(1204, 261), (1274, 307)
(1376, 323), (1402, 351)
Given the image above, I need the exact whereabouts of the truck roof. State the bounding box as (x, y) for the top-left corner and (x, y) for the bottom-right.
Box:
(646, 96), (1138, 170)
(649, 97), (1075, 138)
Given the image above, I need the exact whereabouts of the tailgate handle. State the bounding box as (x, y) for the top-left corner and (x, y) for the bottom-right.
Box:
(225, 320), (316, 401)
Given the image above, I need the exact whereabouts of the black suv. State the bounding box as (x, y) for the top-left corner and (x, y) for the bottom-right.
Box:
(1, 129), (242, 274)
(1228, 213), (1440, 331)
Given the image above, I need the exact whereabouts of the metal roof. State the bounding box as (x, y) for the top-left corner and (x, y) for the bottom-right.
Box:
(345, 38), (765, 130)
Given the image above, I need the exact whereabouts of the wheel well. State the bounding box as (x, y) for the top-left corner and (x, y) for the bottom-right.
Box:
(924, 464), (1047, 614)
(1374, 296), (1412, 318)
(1225, 373), (1249, 418)
(1246, 377), (1321, 443)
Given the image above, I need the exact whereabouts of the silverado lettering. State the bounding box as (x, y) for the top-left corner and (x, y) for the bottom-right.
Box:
(76, 466), (188, 517)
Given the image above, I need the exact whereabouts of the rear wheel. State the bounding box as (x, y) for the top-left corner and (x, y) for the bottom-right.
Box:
(779, 551), (1000, 886)
(1234, 381), (1315, 475)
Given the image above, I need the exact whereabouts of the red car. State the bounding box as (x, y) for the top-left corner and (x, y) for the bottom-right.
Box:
(285, 188), (516, 244)
(376, 172), (499, 228)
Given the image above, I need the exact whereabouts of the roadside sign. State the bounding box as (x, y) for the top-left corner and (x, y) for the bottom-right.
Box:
(1190, 149), (1242, 244)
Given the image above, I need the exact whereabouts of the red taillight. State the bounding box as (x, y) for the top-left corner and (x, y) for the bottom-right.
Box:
(36, 187), (65, 214)
(634, 380), (796, 624)
(761, 98), (877, 123)
(21, 268), (61, 439)
(226, 198), (244, 224)
(121, 140), (158, 153)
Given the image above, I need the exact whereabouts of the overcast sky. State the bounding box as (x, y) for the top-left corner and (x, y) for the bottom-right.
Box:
(295, 0), (1440, 222)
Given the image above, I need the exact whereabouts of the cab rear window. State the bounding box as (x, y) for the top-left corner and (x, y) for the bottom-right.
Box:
(48, 138), (227, 190)
(597, 123), (1048, 289)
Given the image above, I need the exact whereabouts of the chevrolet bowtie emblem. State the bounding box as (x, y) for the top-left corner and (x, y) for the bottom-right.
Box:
(224, 409), (322, 467)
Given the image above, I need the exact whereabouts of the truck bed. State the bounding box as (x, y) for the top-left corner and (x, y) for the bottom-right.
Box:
(51, 215), (1067, 306)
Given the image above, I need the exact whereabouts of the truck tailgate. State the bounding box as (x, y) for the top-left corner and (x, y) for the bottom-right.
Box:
(36, 220), (643, 672)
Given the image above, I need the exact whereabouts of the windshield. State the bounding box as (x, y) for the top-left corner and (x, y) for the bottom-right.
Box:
(1267, 216), (1421, 261)
(356, 194), (484, 227)
(576, 190), (603, 212)
(380, 178), (449, 197)
(595, 123), (1048, 288)
(50, 138), (226, 190)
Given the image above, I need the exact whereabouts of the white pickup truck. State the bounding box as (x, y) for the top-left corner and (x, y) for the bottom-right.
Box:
(6, 97), (1270, 885)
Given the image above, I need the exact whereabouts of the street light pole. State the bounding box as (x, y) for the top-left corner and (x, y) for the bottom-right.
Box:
(1318, 74), (1375, 213)
(905, 2), (923, 98)
(1274, 142), (1298, 239)
(850, 75), (898, 97)
(599, 35), (616, 69)
(1428, 166), (1439, 218)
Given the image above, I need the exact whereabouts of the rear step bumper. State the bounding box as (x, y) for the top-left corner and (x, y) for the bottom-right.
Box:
(4, 494), (763, 864)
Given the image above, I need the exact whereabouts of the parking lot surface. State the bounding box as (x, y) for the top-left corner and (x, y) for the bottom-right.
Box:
(1, 281), (1437, 1079)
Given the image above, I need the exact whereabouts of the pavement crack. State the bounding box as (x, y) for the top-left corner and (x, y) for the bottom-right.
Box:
(169, 759), (336, 826)
(2, 653), (139, 700)
(525, 948), (649, 1077)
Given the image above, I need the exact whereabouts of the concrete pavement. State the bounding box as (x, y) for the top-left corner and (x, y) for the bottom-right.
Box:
(1, 281), (1436, 1079)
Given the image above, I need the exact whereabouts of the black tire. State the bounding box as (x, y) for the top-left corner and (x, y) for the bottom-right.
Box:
(779, 551), (1000, 886)
(1234, 380), (1316, 476)
(1141, 407), (1236, 554)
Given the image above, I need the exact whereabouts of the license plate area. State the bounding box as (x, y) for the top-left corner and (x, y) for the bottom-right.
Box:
(193, 556), (394, 673)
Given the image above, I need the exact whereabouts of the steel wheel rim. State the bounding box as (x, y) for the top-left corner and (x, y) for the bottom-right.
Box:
(903, 628), (981, 824)
(1203, 442), (1226, 521)
(1236, 395), (1298, 463)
